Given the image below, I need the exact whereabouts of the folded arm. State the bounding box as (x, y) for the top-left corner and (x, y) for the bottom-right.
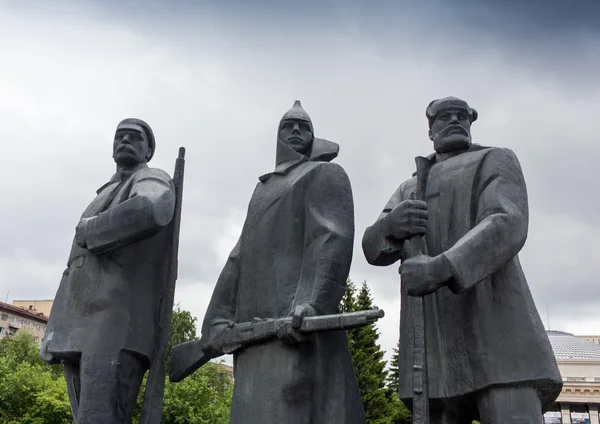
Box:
(78, 169), (176, 254)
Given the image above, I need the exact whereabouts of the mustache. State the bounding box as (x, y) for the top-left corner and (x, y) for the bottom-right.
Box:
(116, 144), (135, 152)
(442, 125), (469, 136)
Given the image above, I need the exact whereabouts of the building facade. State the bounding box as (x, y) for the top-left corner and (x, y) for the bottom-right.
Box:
(11, 299), (54, 317)
(0, 301), (49, 345)
(544, 331), (600, 424)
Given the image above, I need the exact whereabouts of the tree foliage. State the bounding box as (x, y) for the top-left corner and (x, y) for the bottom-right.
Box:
(0, 330), (72, 424)
(342, 280), (412, 424)
(0, 308), (232, 424)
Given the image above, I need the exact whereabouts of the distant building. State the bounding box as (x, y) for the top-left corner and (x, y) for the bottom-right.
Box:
(12, 299), (54, 317)
(578, 336), (600, 346)
(0, 301), (49, 345)
(544, 331), (600, 424)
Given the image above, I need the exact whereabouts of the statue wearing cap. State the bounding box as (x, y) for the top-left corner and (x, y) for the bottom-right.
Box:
(362, 97), (562, 422)
(198, 101), (366, 423)
(41, 118), (176, 423)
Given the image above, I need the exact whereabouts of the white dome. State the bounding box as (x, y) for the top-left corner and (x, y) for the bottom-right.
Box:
(547, 331), (600, 359)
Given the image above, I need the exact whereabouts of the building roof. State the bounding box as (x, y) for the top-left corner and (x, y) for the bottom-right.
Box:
(547, 330), (600, 360)
(0, 301), (49, 323)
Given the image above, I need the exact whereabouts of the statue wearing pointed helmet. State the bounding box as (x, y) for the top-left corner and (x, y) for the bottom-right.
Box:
(199, 101), (366, 423)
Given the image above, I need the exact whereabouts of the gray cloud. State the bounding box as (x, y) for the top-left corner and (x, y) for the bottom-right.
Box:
(0, 2), (598, 365)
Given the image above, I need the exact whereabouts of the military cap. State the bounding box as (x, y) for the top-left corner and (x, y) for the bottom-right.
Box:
(426, 96), (478, 129)
(116, 118), (156, 162)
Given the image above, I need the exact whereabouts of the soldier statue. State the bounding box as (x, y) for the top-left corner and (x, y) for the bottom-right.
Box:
(362, 97), (562, 423)
(197, 101), (366, 423)
(41, 118), (177, 423)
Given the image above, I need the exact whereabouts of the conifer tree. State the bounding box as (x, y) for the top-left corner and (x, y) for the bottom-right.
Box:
(343, 281), (395, 423)
(386, 338), (400, 394)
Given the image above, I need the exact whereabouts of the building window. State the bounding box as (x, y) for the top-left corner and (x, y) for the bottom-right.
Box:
(29, 322), (34, 328)
(36, 324), (41, 330)
(543, 410), (561, 423)
(12, 317), (18, 324)
(0, 327), (4, 334)
(1, 314), (7, 321)
(8, 328), (16, 335)
(21, 319), (27, 326)
(34, 336), (39, 342)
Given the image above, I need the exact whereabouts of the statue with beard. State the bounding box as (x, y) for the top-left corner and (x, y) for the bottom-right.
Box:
(199, 101), (366, 424)
(362, 97), (562, 423)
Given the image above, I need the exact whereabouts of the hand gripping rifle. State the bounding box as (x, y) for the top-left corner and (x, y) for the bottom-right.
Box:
(403, 156), (431, 424)
(169, 308), (385, 383)
(140, 147), (186, 424)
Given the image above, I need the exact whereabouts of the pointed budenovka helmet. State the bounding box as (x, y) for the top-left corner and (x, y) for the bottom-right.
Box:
(261, 100), (339, 181)
(276, 100), (338, 162)
(278, 100), (314, 135)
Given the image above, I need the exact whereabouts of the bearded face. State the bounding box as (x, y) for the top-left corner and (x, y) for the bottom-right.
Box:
(428, 108), (472, 153)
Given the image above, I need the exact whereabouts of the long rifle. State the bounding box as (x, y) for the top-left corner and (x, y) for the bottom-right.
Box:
(140, 147), (186, 424)
(169, 308), (385, 383)
(403, 156), (430, 424)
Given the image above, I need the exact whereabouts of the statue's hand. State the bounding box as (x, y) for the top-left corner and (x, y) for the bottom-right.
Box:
(383, 199), (428, 241)
(202, 322), (232, 357)
(276, 304), (316, 345)
(400, 254), (453, 296)
(40, 332), (60, 365)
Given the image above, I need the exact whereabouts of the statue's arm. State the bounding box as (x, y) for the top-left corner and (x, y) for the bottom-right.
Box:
(362, 185), (405, 266)
(80, 169), (176, 254)
(292, 163), (355, 314)
(443, 148), (528, 293)
(198, 237), (242, 355)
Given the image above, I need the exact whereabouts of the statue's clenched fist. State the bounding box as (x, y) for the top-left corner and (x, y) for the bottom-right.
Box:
(382, 199), (428, 241)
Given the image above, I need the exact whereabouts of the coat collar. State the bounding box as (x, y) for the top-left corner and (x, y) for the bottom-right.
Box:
(412, 143), (488, 176)
(96, 163), (148, 194)
(259, 138), (339, 182)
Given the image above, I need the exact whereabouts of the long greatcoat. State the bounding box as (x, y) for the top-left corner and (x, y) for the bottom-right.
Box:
(201, 139), (366, 424)
(45, 163), (175, 362)
(362, 145), (562, 413)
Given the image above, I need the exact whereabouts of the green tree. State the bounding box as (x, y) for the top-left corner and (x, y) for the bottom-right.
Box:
(384, 338), (412, 423)
(341, 278), (357, 314)
(386, 339), (400, 394)
(0, 330), (72, 424)
(341, 281), (396, 423)
(0, 308), (233, 424)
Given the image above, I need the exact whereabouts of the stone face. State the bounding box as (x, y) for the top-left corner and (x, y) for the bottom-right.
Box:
(40, 118), (176, 423)
(198, 101), (366, 423)
(362, 97), (563, 422)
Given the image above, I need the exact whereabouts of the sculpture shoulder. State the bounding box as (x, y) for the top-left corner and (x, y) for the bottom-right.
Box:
(304, 161), (350, 187)
(461, 145), (519, 164)
(464, 145), (522, 170)
(132, 167), (174, 185)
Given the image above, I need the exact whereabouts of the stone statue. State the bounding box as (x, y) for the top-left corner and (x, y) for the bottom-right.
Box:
(362, 97), (562, 423)
(40, 118), (177, 423)
(198, 101), (366, 423)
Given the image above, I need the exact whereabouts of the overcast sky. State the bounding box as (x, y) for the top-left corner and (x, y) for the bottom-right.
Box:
(1, 0), (599, 367)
